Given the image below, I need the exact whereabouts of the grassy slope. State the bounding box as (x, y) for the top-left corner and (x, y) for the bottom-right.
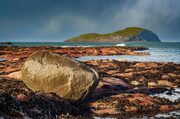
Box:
(66, 27), (145, 42)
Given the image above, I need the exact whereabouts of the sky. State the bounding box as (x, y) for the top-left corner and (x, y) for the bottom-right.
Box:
(0, 0), (180, 42)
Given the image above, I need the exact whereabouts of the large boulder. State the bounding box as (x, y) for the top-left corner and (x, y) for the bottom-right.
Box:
(21, 50), (99, 103)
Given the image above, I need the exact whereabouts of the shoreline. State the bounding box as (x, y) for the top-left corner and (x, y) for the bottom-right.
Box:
(0, 46), (179, 118)
(0, 45), (149, 60)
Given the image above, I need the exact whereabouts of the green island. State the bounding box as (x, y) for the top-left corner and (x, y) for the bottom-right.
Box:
(66, 27), (161, 42)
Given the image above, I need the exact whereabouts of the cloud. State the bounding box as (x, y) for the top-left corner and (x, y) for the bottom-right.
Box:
(0, 0), (180, 41)
(110, 0), (180, 41)
(42, 13), (97, 34)
(41, 15), (63, 34)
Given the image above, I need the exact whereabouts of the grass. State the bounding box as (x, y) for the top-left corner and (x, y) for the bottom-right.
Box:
(66, 27), (145, 42)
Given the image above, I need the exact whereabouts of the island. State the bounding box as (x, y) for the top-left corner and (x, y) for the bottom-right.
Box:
(65, 27), (161, 42)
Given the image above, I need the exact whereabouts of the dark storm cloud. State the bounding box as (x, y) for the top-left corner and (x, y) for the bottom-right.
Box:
(0, 0), (179, 42)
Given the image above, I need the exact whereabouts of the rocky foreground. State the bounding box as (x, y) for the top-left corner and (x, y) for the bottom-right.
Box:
(0, 46), (180, 118)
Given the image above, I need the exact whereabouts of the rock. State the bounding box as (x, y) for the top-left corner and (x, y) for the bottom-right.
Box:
(162, 75), (170, 79)
(160, 105), (174, 112)
(16, 94), (29, 101)
(89, 93), (176, 117)
(21, 50), (99, 103)
(5, 71), (22, 80)
(148, 82), (157, 87)
(0, 78), (78, 118)
(157, 80), (177, 88)
(131, 81), (141, 86)
(125, 106), (138, 112)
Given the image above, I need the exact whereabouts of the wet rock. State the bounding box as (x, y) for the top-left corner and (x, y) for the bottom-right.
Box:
(0, 78), (78, 118)
(160, 105), (174, 112)
(21, 50), (99, 103)
(0, 46), (149, 62)
(88, 93), (177, 117)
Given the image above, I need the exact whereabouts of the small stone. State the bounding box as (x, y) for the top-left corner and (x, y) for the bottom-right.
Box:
(162, 75), (170, 79)
(16, 94), (29, 101)
(148, 82), (157, 87)
(131, 81), (140, 86)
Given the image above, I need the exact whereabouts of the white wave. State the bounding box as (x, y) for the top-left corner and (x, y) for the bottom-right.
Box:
(116, 43), (126, 46)
(150, 88), (180, 102)
(60, 45), (92, 48)
(155, 111), (180, 118)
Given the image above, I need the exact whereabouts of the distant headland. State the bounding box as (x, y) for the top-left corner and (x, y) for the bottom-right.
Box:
(65, 27), (161, 42)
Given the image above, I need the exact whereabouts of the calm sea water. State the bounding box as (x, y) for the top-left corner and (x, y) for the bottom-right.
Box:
(0, 42), (180, 63)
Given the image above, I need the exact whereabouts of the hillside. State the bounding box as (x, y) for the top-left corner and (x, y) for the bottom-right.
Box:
(65, 27), (161, 42)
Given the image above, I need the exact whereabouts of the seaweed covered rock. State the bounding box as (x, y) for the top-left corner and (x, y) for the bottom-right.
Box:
(21, 50), (99, 103)
(0, 78), (78, 118)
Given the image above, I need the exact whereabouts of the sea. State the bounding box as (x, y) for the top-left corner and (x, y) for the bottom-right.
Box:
(1, 42), (180, 63)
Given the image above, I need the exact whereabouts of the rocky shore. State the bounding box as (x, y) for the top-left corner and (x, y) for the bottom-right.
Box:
(84, 60), (180, 117)
(0, 46), (149, 77)
(0, 46), (179, 118)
